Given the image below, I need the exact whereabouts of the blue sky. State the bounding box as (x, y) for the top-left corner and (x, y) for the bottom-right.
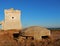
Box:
(0, 0), (60, 28)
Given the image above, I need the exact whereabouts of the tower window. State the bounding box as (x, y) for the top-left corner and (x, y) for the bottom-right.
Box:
(12, 17), (14, 19)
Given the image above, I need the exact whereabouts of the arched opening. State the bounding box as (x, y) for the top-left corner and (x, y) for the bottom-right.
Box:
(42, 36), (49, 39)
(13, 32), (20, 39)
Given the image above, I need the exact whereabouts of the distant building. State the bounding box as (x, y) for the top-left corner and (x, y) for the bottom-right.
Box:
(0, 8), (22, 30)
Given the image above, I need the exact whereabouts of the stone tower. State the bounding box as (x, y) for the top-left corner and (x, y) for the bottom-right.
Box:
(0, 8), (22, 30)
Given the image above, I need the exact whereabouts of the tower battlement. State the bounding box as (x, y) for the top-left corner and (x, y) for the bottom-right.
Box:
(5, 8), (21, 13)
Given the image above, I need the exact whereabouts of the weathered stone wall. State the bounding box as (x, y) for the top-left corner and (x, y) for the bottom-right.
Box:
(1, 8), (22, 30)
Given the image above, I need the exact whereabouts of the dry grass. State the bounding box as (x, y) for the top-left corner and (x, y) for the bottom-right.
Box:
(0, 29), (60, 46)
(16, 37), (60, 46)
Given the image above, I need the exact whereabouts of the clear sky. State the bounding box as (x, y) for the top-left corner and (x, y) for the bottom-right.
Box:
(0, 0), (60, 28)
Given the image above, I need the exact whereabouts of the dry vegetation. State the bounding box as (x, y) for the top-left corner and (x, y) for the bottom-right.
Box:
(0, 29), (60, 46)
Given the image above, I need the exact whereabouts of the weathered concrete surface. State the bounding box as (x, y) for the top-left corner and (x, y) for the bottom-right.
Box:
(22, 26), (51, 40)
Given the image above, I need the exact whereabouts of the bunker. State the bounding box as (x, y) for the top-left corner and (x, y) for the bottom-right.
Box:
(22, 26), (51, 40)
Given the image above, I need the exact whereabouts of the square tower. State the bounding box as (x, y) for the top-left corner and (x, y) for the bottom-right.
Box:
(3, 8), (22, 30)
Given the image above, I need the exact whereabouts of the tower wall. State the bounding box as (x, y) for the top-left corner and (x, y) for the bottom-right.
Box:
(3, 8), (22, 30)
